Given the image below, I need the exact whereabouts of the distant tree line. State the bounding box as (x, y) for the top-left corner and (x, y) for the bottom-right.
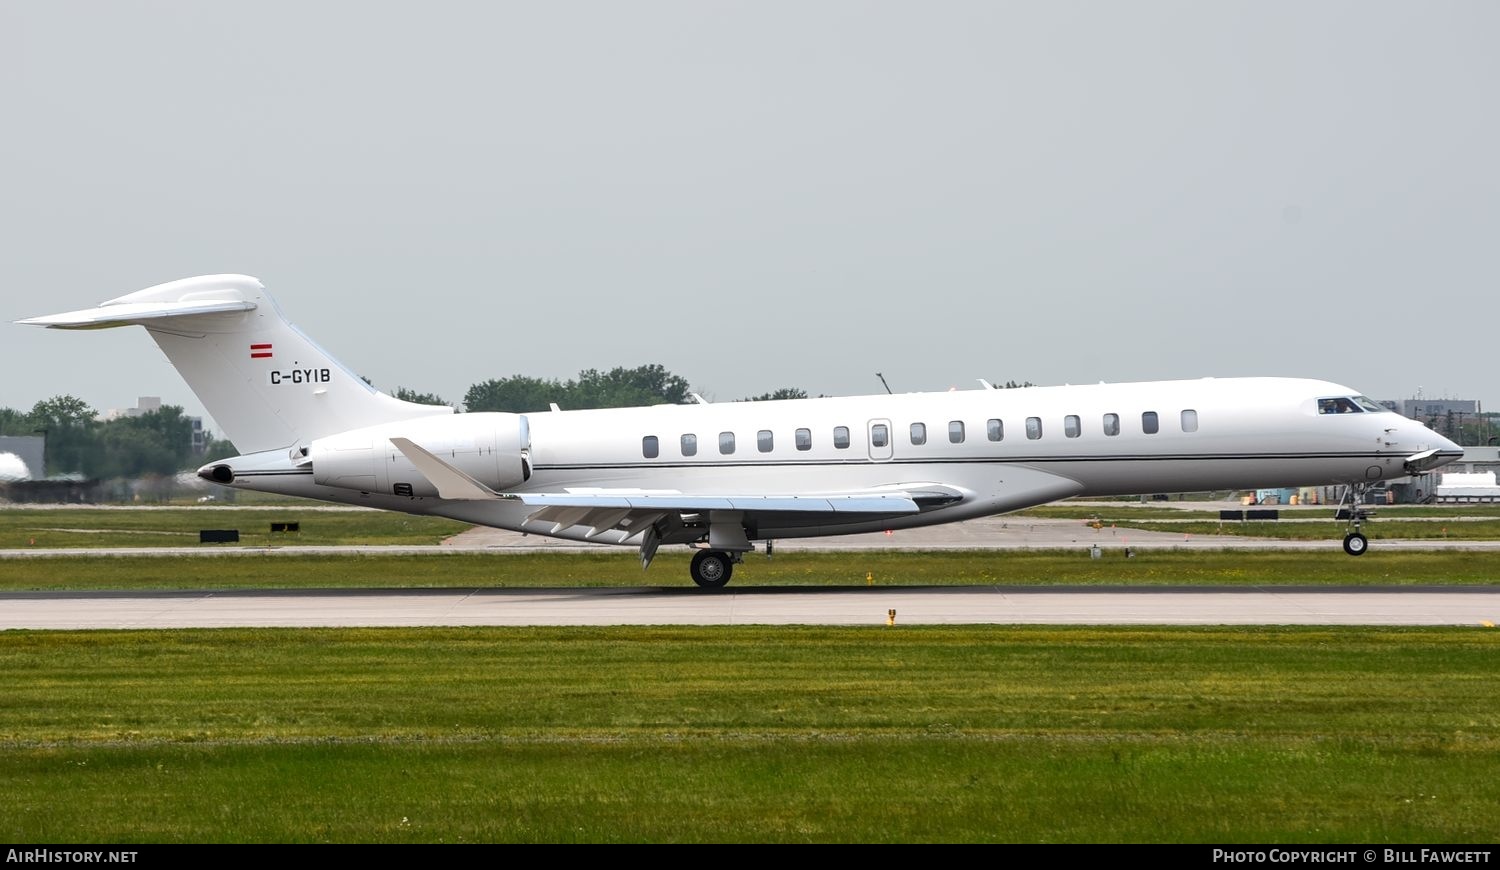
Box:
(462, 364), (694, 413)
(0, 397), (233, 480)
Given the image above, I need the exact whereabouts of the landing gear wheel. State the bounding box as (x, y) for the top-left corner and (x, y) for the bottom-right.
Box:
(690, 550), (734, 588)
(1342, 533), (1368, 556)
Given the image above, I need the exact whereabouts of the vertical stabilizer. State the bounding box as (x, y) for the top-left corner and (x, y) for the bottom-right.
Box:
(19, 275), (451, 453)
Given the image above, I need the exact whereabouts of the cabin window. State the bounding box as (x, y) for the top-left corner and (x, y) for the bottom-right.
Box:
(681, 433), (697, 456)
(910, 422), (927, 445)
(795, 428), (812, 451)
(642, 436), (659, 459)
(1142, 411), (1159, 434)
(949, 421), (965, 443)
(987, 418), (1003, 441)
(758, 429), (774, 453)
(719, 431), (736, 454)
(1181, 409), (1199, 432)
(834, 426), (851, 449)
(1317, 397), (1363, 415)
(1103, 413), (1120, 436)
(872, 424), (889, 448)
(1064, 415), (1081, 438)
(1026, 417), (1042, 440)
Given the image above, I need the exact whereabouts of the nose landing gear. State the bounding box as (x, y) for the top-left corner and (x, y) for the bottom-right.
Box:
(1337, 484), (1373, 556)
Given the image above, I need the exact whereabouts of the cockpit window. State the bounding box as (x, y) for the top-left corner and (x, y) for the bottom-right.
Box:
(1317, 397), (1365, 415)
(1354, 395), (1385, 412)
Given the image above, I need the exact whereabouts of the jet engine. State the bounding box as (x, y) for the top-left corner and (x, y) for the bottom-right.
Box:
(309, 412), (530, 497)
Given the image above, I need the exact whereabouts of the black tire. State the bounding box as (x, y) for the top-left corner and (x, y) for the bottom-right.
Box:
(690, 550), (733, 588)
(1342, 533), (1368, 556)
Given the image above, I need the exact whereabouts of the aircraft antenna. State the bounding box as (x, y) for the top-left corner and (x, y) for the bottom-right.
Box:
(876, 373), (893, 394)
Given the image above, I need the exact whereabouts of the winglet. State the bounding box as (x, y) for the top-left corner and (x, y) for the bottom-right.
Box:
(389, 437), (504, 500)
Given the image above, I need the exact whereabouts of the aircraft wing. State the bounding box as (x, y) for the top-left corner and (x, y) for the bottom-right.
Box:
(510, 488), (954, 567)
(514, 491), (925, 514)
(389, 436), (954, 555)
(513, 488), (938, 532)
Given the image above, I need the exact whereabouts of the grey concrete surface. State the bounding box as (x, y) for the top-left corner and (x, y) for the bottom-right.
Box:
(4, 586), (1497, 630)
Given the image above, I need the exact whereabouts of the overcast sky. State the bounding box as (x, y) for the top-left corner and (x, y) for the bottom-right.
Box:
(3, 1), (1496, 437)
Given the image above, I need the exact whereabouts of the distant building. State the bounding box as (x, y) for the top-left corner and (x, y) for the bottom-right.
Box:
(98, 395), (164, 421)
(1379, 395), (1485, 445)
(1399, 398), (1479, 419)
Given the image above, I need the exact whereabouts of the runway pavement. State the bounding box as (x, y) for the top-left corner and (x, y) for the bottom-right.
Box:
(5, 509), (1498, 630)
(5, 586), (1498, 630)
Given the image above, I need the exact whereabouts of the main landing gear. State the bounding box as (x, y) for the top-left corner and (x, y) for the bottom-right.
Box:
(1337, 484), (1373, 557)
(690, 550), (739, 588)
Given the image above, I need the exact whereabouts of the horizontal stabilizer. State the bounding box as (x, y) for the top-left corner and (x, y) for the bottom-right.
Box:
(18, 299), (257, 329)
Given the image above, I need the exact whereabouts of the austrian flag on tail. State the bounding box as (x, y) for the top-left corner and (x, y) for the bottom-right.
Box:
(250, 343), (272, 359)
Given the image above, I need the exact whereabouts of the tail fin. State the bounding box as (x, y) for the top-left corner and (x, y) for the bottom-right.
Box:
(19, 275), (451, 453)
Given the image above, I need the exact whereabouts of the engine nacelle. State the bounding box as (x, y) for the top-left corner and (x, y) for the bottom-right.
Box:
(310, 413), (530, 497)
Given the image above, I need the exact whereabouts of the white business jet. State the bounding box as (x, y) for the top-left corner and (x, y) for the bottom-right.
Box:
(21, 275), (1463, 587)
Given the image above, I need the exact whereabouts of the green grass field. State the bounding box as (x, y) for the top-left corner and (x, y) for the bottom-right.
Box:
(1019, 504), (1500, 520)
(1111, 520), (1500, 540)
(1, 625), (1496, 843)
(0, 507), (469, 548)
(7, 504), (1500, 552)
(5, 504), (1498, 842)
(4, 549), (1500, 591)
